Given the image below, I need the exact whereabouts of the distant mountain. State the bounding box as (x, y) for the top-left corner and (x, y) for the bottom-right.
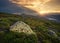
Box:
(44, 13), (60, 22)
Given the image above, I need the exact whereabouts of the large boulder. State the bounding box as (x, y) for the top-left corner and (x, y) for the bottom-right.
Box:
(10, 21), (35, 34)
(0, 21), (38, 43)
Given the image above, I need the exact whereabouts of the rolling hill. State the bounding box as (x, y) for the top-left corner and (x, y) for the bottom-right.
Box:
(0, 12), (60, 43)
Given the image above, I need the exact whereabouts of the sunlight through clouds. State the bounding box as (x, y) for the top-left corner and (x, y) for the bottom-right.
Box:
(9, 0), (60, 15)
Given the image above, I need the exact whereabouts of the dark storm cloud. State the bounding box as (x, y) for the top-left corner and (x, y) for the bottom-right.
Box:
(0, 0), (12, 7)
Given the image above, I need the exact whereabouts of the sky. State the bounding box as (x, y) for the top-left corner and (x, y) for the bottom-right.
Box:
(0, 0), (60, 14)
(40, 0), (60, 14)
(9, 0), (60, 14)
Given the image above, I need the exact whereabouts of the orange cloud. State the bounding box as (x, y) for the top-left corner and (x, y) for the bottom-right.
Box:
(10, 0), (60, 15)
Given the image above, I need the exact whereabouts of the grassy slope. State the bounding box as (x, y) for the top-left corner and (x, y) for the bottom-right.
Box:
(0, 13), (60, 43)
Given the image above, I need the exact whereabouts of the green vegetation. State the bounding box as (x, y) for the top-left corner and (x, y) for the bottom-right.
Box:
(0, 12), (60, 43)
(0, 31), (38, 43)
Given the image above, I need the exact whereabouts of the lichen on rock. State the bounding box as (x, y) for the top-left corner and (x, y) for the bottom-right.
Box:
(10, 21), (35, 34)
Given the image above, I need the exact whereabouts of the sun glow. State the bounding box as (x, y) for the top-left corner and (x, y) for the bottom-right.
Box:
(39, 11), (60, 15)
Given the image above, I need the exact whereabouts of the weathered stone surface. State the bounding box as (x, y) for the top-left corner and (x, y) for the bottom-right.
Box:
(10, 21), (35, 34)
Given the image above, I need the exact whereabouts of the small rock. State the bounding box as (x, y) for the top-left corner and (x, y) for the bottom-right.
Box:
(48, 30), (58, 37)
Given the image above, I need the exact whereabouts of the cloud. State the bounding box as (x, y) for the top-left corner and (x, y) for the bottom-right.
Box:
(0, 0), (60, 14)
(10, 0), (49, 4)
(43, 0), (60, 11)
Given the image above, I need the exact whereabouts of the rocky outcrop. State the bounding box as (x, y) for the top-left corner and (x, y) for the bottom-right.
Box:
(10, 21), (35, 34)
